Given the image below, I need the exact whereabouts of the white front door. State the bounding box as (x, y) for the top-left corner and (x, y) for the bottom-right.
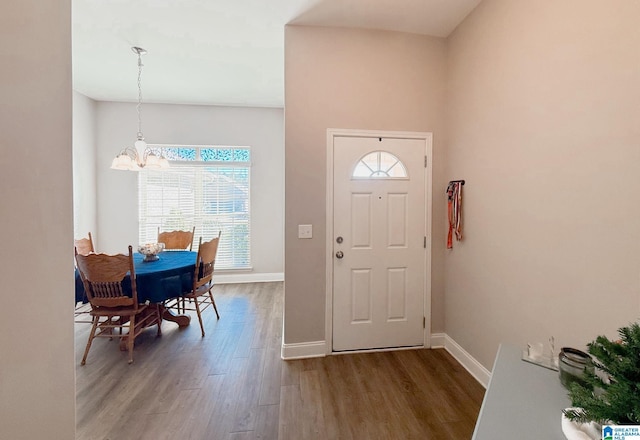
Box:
(332, 134), (427, 351)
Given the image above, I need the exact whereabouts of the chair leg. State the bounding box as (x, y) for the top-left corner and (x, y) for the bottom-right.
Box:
(127, 315), (136, 364)
(156, 305), (162, 337)
(208, 289), (220, 320)
(194, 297), (205, 337)
(81, 316), (99, 365)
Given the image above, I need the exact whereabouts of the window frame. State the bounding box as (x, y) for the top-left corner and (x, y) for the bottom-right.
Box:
(138, 144), (252, 271)
(351, 150), (409, 179)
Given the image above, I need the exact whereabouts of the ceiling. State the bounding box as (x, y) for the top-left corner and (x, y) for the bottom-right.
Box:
(72, 0), (481, 108)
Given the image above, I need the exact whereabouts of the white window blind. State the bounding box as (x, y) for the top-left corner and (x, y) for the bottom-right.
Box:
(138, 146), (251, 270)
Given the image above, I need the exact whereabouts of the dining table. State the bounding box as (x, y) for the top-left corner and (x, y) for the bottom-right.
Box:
(75, 250), (197, 327)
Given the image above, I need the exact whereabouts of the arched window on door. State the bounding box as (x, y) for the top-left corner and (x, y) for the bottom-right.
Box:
(352, 150), (408, 179)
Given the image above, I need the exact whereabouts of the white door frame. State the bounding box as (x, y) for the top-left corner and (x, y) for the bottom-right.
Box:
(325, 128), (433, 354)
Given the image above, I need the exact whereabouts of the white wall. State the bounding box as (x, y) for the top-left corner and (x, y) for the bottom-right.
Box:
(95, 102), (284, 276)
(0, 1), (76, 438)
(73, 91), (97, 244)
(445, 0), (640, 369)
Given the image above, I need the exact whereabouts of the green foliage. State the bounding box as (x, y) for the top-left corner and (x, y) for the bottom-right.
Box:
(563, 322), (640, 424)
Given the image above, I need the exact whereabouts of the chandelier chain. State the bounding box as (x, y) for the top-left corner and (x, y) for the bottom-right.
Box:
(137, 52), (143, 139)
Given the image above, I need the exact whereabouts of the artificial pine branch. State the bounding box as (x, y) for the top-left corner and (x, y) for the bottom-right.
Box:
(563, 322), (640, 424)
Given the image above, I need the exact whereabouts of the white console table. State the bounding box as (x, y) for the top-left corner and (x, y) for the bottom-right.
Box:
(472, 344), (571, 440)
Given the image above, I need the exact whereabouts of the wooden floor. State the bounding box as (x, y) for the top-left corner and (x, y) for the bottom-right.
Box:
(75, 282), (484, 440)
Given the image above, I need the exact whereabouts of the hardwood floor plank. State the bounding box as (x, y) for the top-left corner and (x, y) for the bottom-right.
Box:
(198, 357), (250, 439)
(259, 345), (283, 406)
(206, 321), (245, 375)
(232, 310), (260, 359)
(278, 385), (302, 440)
(175, 374), (226, 440)
(394, 350), (464, 424)
(316, 357), (355, 440)
(280, 358), (302, 389)
(254, 403), (280, 440)
(230, 347), (267, 432)
(298, 369), (328, 439)
(149, 388), (201, 439)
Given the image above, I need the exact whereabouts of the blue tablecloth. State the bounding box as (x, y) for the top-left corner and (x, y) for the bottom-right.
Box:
(75, 251), (196, 304)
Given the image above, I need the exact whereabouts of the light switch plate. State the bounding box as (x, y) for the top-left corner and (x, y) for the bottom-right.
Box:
(298, 224), (313, 239)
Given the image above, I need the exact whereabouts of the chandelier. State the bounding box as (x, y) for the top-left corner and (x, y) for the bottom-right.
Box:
(111, 47), (169, 171)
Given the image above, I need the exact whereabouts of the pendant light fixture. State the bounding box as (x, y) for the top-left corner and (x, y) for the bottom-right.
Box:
(111, 47), (169, 171)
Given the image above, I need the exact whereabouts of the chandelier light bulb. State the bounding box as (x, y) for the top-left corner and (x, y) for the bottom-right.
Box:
(134, 138), (147, 159)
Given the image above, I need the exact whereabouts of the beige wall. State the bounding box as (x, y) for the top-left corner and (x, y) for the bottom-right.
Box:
(284, 25), (447, 344)
(445, 0), (640, 369)
(0, 1), (76, 438)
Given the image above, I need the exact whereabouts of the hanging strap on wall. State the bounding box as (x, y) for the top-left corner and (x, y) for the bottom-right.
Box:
(447, 180), (464, 249)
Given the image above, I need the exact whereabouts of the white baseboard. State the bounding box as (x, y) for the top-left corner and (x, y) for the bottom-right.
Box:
(430, 333), (446, 348)
(441, 334), (491, 388)
(213, 272), (284, 284)
(281, 341), (327, 360)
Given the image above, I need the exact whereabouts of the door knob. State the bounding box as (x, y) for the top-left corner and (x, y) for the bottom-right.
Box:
(335, 251), (344, 259)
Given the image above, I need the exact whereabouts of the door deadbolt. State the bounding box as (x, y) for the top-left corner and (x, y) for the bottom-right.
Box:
(336, 236), (343, 244)
(335, 251), (344, 259)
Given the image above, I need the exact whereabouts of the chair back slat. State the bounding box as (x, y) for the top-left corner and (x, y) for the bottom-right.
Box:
(199, 262), (214, 279)
(194, 233), (220, 288)
(158, 227), (195, 251)
(75, 246), (139, 309)
(89, 282), (134, 307)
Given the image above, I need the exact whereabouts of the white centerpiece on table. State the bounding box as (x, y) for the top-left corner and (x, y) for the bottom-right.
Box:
(138, 242), (165, 262)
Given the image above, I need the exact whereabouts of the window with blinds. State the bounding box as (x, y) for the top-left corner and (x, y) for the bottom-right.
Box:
(138, 146), (251, 270)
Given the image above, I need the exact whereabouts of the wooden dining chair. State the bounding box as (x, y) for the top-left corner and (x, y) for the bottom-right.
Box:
(75, 245), (162, 365)
(74, 232), (95, 323)
(165, 233), (221, 337)
(74, 232), (95, 256)
(157, 226), (195, 251)
(157, 227), (196, 313)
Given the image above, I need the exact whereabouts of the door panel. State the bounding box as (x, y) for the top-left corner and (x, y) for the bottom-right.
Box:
(387, 267), (407, 320)
(387, 193), (408, 247)
(351, 269), (372, 322)
(332, 135), (426, 351)
(351, 193), (372, 247)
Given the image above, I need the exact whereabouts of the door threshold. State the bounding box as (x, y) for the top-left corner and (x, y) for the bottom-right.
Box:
(331, 345), (426, 356)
